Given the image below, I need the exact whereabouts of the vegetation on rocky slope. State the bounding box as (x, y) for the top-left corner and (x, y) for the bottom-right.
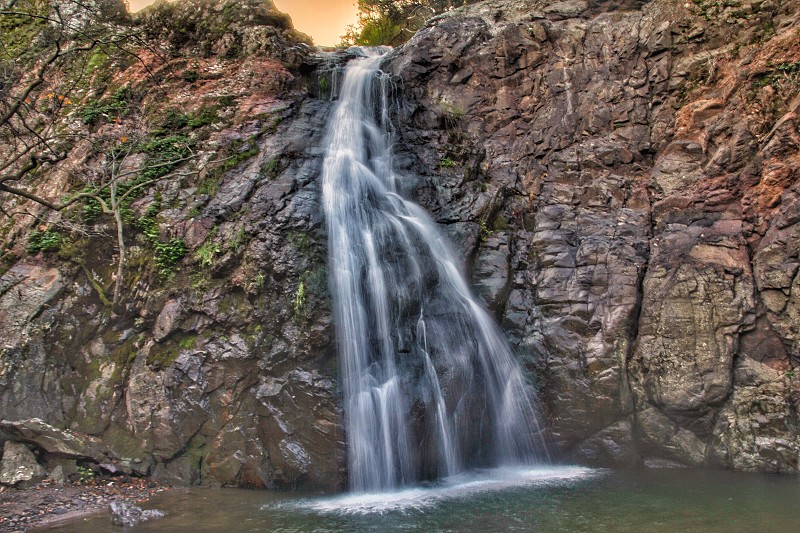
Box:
(1, 0), (799, 494)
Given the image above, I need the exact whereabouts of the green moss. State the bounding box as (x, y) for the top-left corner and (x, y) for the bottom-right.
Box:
(492, 215), (510, 231)
(248, 272), (266, 293)
(221, 142), (259, 173)
(85, 49), (109, 72)
(103, 424), (148, 459)
(146, 342), (180, 369)
(178, 335), (197, 350)
(318, 76), (329, 99)
(265, 116), (282, 134)
(293, 265), (328, 320)
(217, 95), (237, 108)
(80, 265), (112, 307)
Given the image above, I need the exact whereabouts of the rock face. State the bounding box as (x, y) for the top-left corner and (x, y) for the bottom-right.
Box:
(0, 0), (343, 489)
(386, 0), (800, 471)
(0, 0), (799, 488)
(0, 442), (46, 487)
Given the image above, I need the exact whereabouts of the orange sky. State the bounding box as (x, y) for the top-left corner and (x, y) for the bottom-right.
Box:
(127, 0), (359, 46)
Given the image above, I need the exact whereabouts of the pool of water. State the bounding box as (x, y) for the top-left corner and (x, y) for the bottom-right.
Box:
(41, 466), (800, 532)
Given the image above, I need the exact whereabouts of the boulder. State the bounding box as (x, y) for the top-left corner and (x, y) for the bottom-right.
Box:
(0, 441), (46, 486)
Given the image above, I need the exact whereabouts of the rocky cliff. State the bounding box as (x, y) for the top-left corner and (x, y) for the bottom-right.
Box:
(1, 0), (345, 489)
(387, 0), (800, 472)
(1, 0), (799, 490)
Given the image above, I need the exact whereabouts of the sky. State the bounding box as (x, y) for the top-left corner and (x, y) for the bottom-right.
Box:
(127, 0), (359, 46)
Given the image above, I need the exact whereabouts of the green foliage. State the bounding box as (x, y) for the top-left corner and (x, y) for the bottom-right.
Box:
(691, 0), (745, 21)
(478, 220), (490, 242)
(319, 76), (329, 99)
(155, 105), (218, 135)
(187, 106), (219, 128)
(137, 196), (186, 279)
(81, 86), (133, 125)
(221, 140), (259, 173)
(138, 134), (193, 183)
(27, 229), (62, 254)
(76, 466), (94, 484)
(152, 238), (187, 278)
(294, 281), (306, 317)
(752, 61), (800, 95)
(192, 137), (259, 198)
(190, 271), (210, 294)
(217, 95), (237, 108)
(341, 1), (479, 46)
(437, 99), (466, 128)
(85, 49), (109, 72)
(195, 239), (221, 268)
(262, 158), (280, 179)
(81, 189), (104, 222)
(439, 157), (456, 168)
(230, 228), (248, 251)
(250, 272), (266, 293)
(0, 0), (48, 58)
(160, 107), (190, 131)
(183, 69), (200, 83)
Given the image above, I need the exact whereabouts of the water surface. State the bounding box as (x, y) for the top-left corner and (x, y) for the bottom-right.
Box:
(42, 467), (800, 532)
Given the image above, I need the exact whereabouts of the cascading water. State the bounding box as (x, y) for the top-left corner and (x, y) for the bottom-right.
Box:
(321, 48), (550, 493)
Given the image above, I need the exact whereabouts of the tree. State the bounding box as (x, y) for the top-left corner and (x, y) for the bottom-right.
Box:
(0, 0), (148, 211)
(74, 128), (198, 304)
(340, 0), (479, 47)
(0, 1), (207, 304)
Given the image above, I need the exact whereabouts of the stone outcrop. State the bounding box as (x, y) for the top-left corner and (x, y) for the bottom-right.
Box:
(386, 0), (800, 471)
(0, 0), (343, 489)
(1, 0), (799, 489)
(0, 442), (46, 487)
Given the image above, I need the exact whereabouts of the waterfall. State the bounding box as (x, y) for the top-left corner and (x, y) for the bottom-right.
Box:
(321, 48), (550, 493)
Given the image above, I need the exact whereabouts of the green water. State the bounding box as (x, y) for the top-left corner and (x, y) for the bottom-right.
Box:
(42, 466), (800, 532)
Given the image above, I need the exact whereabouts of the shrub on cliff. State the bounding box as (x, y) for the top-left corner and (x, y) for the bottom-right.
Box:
(341, 0), (482, 47)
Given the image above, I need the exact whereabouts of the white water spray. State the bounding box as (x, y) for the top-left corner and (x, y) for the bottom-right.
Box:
(321, 48), (549, 493)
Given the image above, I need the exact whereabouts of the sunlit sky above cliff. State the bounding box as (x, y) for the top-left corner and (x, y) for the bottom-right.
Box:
(127, 0), (359, 46)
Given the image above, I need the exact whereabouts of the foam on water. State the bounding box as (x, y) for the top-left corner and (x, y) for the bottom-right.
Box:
(273, 467), (601, 515)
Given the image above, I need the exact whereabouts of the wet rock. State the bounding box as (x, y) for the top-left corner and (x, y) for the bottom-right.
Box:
(387, 0), (800, 472)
